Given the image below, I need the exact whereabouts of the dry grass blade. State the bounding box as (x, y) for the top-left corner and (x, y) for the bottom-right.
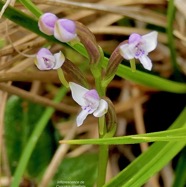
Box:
(0, 83), (77, 113)
(0, 71), (59, 82)
(34, 0), (166, 27)
(90, 26), (167, 43)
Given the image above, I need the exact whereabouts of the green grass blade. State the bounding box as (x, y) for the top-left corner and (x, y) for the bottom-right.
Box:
(115, 63), (186, 93)
(10, 87), (68, 187)
(103, 107), (186, 187)
(172, 147), (186, 187)
(111, 142), (185, 187)
(60, 128), (186, 145)
(167, 0), (183, 81)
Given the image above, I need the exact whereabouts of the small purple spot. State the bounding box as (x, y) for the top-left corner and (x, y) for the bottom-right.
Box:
(43, 57), (52, 68)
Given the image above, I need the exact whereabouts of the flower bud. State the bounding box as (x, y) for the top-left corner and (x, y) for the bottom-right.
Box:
(38, 13), (58, 35)
(62, 59), (88, 88)
(75, 21), (101, 65)
(54, 19), (77, 42)
(35, 48), (65, 70)
(104, 97), (117, 138)
(103, 41), (127, 87)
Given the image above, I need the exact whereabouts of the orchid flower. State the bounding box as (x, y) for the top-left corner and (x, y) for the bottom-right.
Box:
(35, 48), (65, 70)
(69, 82), (108, 127)
(38, 13), (58, 35)
(54, 19), (78, 43)
(119, 31), (158, 70)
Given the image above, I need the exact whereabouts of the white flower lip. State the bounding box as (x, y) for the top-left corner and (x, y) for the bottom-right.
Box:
(69, 82), (108, 126)
(119, 31), (158, 70)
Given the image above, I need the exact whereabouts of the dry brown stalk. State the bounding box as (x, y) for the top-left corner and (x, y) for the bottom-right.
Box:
(0, 83), (78, 113)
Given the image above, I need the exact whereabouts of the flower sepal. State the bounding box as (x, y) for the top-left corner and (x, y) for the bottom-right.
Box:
(75, 21), (101, 66)
(102, 40), (127, 88)
(103, 97), (117, 138)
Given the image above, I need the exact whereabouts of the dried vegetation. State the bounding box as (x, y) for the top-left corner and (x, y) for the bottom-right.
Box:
(0, 0), (186, 186)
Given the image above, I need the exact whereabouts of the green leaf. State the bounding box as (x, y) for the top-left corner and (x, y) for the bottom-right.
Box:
(60, 127), (186, 145)
(4, 96), (25, 173)
(114, 63), (186, 93)
(26, 102), (56, 178)
(172, 147), (186, 187)
(103, 107), (186, 187)
(50, 154), (98, 187)
(4, 96), (55, 178)
(10, 87), (68, 187)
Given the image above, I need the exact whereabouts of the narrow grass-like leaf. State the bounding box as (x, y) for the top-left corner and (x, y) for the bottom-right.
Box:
(60, 127), (186, 145)
(172, 147), (186, 187)
(115, 63), (186, 93)
(167, 0), (183, 81)
(10, 87), (68, 187)
(4, 96), (55, 178)
(103, 107), (186, 187)
(0, 1), (186, 94)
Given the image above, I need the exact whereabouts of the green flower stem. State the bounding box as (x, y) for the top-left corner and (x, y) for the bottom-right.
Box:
(95, 86), (108, 187)
(95, 76), (105, 97)
(97, 116), (109, 187)
(93, 64), (108, 186)
(99, 115), (106, 136)
(97, 144), (109, 187)
(90, 65), (105, 97)
(129, 59), (136, 72)
(11, 86), (68, 187)
(57, 68), (69, 88)
(97, 110), (109, 187)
